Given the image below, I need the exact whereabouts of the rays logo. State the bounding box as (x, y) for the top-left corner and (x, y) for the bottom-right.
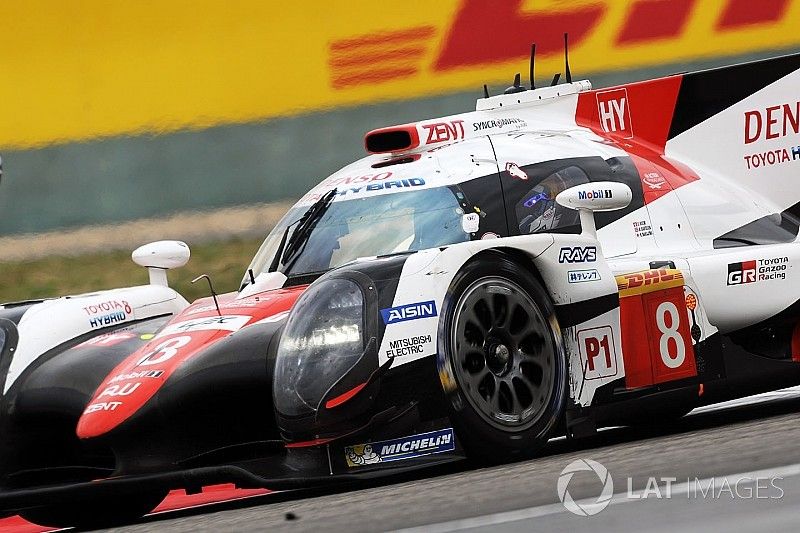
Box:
(557, 459), (614, 516)
(558, 246), (597, 264)
(381, 301), (437, 325)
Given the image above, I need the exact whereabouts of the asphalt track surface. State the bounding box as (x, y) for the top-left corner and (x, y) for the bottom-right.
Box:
(31, 386), (787, 533)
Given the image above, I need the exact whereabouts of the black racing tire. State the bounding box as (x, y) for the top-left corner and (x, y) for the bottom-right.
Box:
(19, 489), (168, 529)
(437, 252), (567, 463)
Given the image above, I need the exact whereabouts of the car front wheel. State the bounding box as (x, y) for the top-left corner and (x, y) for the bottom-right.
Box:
(438, 252), (567, 462)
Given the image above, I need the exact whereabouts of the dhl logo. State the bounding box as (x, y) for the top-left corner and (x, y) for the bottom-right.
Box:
(616, 267), (685, 297)
(4, 0), (799, 149)
(329, 0), (800, 89)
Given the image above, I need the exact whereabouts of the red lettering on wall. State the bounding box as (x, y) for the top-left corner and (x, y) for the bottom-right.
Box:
(617, 0), (696, 44)
(717, 0), (790, 29)
(435, 0), (605, 70)
(329, 26), (435, 89)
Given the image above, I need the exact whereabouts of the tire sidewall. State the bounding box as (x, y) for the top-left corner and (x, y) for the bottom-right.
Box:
(437, 252), (567, 461)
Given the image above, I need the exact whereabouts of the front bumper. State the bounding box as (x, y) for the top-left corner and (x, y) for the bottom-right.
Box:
(0, 440), (464, 516)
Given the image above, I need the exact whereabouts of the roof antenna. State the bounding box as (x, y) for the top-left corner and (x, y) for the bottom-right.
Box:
(192, 274), (221, 316)
(504, 73), (526, 95)
(483, 84), (490, 99)
(564, 32), (572, 83)
(529, 43), (536, 89)
(550, 73), (561, 86)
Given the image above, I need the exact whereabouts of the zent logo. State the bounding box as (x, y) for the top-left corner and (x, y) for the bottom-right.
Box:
(558, 246), (597, 264)
(578, 326), (618, 379)
(422, 120), (465, 144)
(381, 301), (438, 325)
(727, 261), (756, 285)
(596, 88), (633, 139)
(83, 401), (122, 415)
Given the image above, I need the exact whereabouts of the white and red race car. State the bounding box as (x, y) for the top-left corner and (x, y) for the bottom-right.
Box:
(2, 52), (800, 527)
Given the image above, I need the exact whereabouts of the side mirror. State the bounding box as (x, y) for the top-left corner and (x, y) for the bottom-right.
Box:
(556, 182), (632, 238)
(132, 241), (190, 287)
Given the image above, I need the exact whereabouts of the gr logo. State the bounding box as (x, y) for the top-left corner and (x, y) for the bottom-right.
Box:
(596, 88), (633, 139)
(558, 246), (597, 264)
(727, 261), (756, 285)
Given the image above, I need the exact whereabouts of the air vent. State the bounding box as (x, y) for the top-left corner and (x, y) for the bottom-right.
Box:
(371, 155), (420, 169)
(364, 125), (419, 154)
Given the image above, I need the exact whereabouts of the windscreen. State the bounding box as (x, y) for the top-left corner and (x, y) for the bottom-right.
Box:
(246, 186), (470, 279)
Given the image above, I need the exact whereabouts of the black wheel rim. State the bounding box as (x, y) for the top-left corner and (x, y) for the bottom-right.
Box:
(451, 276), (556, 430)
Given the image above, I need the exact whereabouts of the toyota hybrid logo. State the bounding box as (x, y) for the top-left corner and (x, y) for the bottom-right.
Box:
(557, 459), (614, 516)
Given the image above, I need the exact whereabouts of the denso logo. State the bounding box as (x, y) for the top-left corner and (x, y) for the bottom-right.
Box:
(558, 246), (597, 264)
(577, 189), (612, 200)
(744, 102), (800, 144)
(381, 301), (438, 325)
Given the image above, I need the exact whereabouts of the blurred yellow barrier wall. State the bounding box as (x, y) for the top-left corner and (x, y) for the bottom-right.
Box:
(3, 0), (800, 149)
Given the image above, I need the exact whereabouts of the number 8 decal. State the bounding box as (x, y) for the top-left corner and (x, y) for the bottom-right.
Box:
(137, 335), (191, 366)
(655, 301), (685, 369)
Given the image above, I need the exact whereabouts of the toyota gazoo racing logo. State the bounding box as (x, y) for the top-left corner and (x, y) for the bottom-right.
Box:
(557, 459), (614, 516)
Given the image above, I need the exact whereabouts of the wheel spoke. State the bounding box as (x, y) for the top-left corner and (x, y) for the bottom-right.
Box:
(472, 297), (494, 331)
(462, 306), (488, 336)
(492, 293), (511, 329)
(460, 349), (486, 376)
(518, 330), (547, 359)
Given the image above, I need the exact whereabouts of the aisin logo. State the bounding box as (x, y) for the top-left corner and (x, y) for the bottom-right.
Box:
(557, 459), (614, 516)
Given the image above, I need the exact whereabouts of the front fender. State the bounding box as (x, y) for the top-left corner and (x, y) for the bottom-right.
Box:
(376, 234), (622, 407)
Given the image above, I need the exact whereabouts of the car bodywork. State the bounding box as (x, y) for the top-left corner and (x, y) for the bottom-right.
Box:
(3, 52), (800, 525)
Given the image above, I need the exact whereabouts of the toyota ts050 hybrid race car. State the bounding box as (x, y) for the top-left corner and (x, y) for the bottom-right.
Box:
(3, 51), (800, 527)
(0, 241), (192, 497)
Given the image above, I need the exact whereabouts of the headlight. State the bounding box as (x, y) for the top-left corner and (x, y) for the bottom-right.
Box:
(274, 278), (365, 417)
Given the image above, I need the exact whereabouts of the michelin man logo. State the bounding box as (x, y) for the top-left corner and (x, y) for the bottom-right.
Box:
(557, 459), (614, 516)
(345, 444), (381, 466)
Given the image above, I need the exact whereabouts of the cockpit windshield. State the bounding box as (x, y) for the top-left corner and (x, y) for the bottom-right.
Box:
(245, 186), (470, 281)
